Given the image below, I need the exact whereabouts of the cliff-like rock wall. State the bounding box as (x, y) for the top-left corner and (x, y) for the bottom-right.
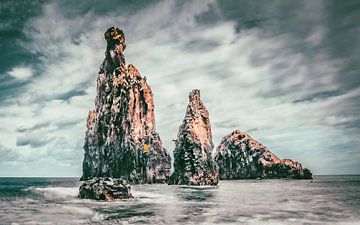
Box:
(81, 27), (171, 184)
(169, 90), (219, 185)
(214, 130), (312, 179)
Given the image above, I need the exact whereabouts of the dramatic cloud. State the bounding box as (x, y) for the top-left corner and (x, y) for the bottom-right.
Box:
(0, 0), (359, 176)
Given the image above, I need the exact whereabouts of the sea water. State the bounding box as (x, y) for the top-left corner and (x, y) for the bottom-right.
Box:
(0, 176), (359, 224)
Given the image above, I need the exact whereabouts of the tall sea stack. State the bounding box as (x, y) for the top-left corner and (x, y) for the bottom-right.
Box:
(169, 90), (219, 185)
(214, 130), (312, 179)
(81, 27), (171, 184)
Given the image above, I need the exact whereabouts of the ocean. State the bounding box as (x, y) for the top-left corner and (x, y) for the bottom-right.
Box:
(0, 176), (359, 224)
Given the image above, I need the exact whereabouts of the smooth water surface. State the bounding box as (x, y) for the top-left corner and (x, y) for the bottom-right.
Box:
(0, 176), (359, 224)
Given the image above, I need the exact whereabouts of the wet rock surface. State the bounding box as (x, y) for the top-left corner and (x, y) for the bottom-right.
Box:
(79, 177), (132, 201)
(214, 130), (312, 179)
(169, 90), (219, 185)
(81, 27), (171, 184)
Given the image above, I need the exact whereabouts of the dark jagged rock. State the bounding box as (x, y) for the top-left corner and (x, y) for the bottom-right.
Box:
(169, 90), (219, 185)
(214, 130), (313, 179)
(81, 27), (171, 184)
(79, 177), (132, 201)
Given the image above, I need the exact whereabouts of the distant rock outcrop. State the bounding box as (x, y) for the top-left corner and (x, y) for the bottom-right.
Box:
(79, 177), (132, 201)
(169, 90), (219, 185)
(214, 130), (312, 179)
(81, 27), (171, 184)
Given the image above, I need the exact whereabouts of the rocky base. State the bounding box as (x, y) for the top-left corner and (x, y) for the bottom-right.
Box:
(79, 178), (133, 201)
(169, 171), (219, 186)
(260, 159), (313, 179)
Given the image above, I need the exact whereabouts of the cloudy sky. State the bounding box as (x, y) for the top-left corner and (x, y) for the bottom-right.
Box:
(0, 0), (359, 176)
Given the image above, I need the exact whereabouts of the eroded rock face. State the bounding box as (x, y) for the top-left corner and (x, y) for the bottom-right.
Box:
(214, 130), (312, 179)
(81, 27), (171, 184)
(169, 90), (219, 185)
(79, 178), (132, 201)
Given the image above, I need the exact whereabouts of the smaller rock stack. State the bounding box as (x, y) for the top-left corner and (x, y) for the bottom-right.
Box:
(214, 130), (312, 179)
(169, 90), (219, 185)
(79, 178), (132, 201)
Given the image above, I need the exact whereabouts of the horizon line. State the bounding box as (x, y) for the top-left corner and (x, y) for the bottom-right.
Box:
(1, 174), (360, 178)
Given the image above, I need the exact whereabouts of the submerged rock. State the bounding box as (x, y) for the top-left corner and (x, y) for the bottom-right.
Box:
(81, 27), (171, 184)
(214, 130), (312, 179)
(169, 90), (219, 185)
(79, 177), (132, 201)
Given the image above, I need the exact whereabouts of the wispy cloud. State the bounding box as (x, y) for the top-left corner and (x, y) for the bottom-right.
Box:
(8, 66), (33, 80)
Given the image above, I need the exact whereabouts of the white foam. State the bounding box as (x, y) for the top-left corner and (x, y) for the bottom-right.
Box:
(27, 186), (79, 199)
(62, 205), (93, 215)
(91, 212), (105, 222)
(132, 190), (178, 204)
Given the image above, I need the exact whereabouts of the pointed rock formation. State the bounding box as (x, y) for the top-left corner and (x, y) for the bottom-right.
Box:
(214, 130), (312, 179)
(169, 90), (219, 185)
(81, 27), (171, 184)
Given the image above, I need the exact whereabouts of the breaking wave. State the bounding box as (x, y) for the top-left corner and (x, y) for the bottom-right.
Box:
(26, 186), (79, 200)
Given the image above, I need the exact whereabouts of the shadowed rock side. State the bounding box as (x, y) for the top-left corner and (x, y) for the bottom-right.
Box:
(81, 27), (171, 184)
(214, 130), (312, 179)
(169, 90), (219, 185)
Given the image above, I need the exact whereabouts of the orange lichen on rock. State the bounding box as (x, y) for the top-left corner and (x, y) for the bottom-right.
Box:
(143, 144), (150, 152)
